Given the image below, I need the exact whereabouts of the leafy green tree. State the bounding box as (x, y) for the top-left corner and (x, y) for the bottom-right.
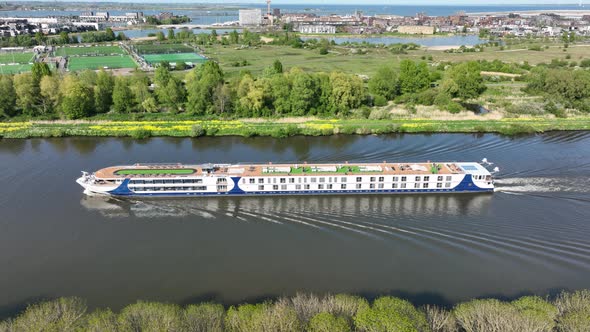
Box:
(329, 72), (365, 115)
(270, 73), (292, 114)
(399, 60), (431, 94)
(167, 28), (175, 40)
(163, 76), (186, 111)
(141, 97), (158, 113)
(0, 75), (16, 117)
(31, 62), (51, 84)
(119, 302), (182, 332)
(443, 61), (486, 100)
(59, 31), (70, 44)
(229, 30), (239, 44)
(13, 73), (38, 115)
(105, 27), (116, 41)
(85, 309), (119, 331)
(186, 61), (224, 114)
(112, 77), (135, 113)
(289, 69), (317, 115)
(354, 297), (429, 332)
(154, 63), (172, 104)
(129, 73), (152, 111)
(155, 31), (165, 41)
(368, 66), (399, 100)
(9, 297), (86, 331)
(39, 75), (60, 115)
(60, 80), (94, 119)
(94, 70), (114, 113)
(308, 312), (350, 332)
(273, 59), (284, 74)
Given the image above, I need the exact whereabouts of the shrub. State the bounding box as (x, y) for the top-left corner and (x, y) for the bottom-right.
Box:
(332, 294), (370, 318)
(319, 47), (328, 55)
(498, 123), (538, 136)
(225, 302), (300, 332)
(373, 95), (388, 107)
(9, 297), (87, 332)
(368, 108), (391, 120)
(505, 101), (546, 116)
(131, 129), (152, 139)
(455, 299), (519, 332)
(512, 296), (557, 332)
(85, 308), (119, 331)
(308, 312), (351, 332)
(354, 296), (429, 332)
(184, 303), (225, 332)
(424, 305), (454, 332)
(191, 124), (206, 137)
(118, 302), (182, 331)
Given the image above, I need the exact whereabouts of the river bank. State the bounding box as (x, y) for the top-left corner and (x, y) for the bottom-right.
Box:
(1, 116), (590, 139)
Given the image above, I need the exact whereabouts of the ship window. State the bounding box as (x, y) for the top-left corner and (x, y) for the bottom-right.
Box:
(356, 184), (362, 189)
(446, 176), (452, 181)
(423, 183), (429, 188)
(273, 185), (279, 190)
(445, 182), (451, 188)
(401, 183), (407, 189)
(415, 176), (421, 182)
(424, 176), (429, 182)
(333, 177), (337, 183)
(370, 183), (376, 189)
(304, 178), (307, 183)
(393, 176), (399, 182)
(258, 185), (264, 190)
(296, 185), (301, 190)
(438, 176), (443, 181)
(378, 177), (384, 182)
(327, 184), (333, 189)
(318, 184), (324, 190)
(249, 178), (255, 184)
(281, 185), (287, 190)
(401, 176), (407, 182)
(392, 183), (398, 189)
(298, 178), (302, 183)
(378, 183), (384, 189)
(370, 177), (376, 182)
(341, 177), (347, 183)
(311, 178), (317, 183)
(341, 184), (347, 189)
(356, 177), (362, 182)
(319, 177), (325, 183)
(289, 178), (295, 183)
(280, 178), (286, 183)
(414, 183), (420, 188)
(437, 183), (442, 188)
(273, 178), (277, 184)
(258, 178), (264, 184)
(304, 184), (310, 190)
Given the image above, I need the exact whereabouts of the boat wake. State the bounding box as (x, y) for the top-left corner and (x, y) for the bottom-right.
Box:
(494, 177), (590, 193)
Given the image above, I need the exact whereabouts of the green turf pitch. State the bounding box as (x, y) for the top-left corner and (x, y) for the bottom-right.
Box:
(67, 55), (136, 71)
(0, 64), (32, 74)
(143, 53), (207, 64)
(135, 44), (194, 54)
(0, 52), (34, 64)
(56, 46), (124, 57)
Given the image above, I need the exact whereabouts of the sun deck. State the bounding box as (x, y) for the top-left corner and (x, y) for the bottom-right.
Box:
(94, 162), (466, 180)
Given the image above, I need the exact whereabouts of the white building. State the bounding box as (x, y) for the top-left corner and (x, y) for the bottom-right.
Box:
(239, 9), (262, 26)
(298, 25), (336, 34)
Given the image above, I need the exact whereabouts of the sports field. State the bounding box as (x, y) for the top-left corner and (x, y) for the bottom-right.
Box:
(67, 55), (136, 71)
(135, 44), (194, 54)
(56, 45), (124, 57)
(143, 53), (207, 65)
(0, 52), (34, 64)
(0, 64), (32, 74)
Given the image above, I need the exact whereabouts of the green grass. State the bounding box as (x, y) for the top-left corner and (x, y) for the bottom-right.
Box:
(115, 168), (196, 175)
(143, 53), (207, 64)
(135, 44), (195, 54)
(56, 45), (124, 57)
(0, 63), (32, 74)
(0, 52), (34, 64)
(67, 55), (137, 71)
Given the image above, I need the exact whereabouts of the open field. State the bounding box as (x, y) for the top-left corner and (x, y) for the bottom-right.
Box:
(0, 52), (34, 64)
(0, 63), (32, 74)
(143, 52), (207, 64)
(135, 43), (195, 54)
(203, 42), (590, 77)
(67, 55), (137, 71)
(2, 116), (590, 138)
(55, 45), (124, 57)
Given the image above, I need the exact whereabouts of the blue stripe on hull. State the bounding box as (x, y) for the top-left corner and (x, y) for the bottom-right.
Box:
(108, 188), (493, 197)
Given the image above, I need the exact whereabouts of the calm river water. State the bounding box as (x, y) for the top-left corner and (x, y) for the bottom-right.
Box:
(1, 133), (590, 316)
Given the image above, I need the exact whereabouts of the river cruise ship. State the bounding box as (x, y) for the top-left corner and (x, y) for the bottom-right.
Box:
(77, 161), (494, 197)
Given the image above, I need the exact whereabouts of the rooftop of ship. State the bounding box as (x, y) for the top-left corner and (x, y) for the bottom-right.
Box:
(93, 161), (490, 179)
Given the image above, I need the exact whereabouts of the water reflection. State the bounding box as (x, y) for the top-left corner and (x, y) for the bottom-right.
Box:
(81, 193), (493, 221)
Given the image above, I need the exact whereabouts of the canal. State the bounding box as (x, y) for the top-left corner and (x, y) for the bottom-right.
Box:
(1, 132), (589, 315)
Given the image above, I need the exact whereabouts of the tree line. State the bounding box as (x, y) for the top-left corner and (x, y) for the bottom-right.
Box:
(2, 291), (590, 331)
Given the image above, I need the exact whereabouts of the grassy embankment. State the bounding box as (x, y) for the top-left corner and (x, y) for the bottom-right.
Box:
(1, 116), (590, 139)
(2, 291), (590, 331)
